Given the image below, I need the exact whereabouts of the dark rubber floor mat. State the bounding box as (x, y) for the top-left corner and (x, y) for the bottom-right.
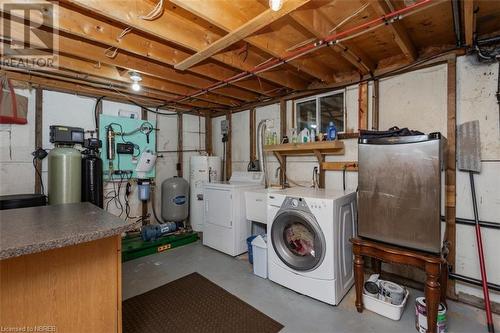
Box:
(123, 272), (284, 333)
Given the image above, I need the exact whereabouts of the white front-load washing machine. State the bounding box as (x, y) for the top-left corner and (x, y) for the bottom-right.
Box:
(267, 187), (357, 305)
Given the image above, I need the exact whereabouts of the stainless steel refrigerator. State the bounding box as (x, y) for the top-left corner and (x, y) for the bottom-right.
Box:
(357, 133), (447, 253)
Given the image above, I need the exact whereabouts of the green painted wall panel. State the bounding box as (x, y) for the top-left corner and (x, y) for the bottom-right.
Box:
(99, 114), (156, 180)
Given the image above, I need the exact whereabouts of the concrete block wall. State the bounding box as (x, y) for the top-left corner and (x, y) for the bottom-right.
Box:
(0, 90), (205, 224)
(0, 88), (36, 195)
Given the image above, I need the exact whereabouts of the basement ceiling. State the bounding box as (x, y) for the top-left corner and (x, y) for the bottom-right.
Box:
(1, 0), (499, 112)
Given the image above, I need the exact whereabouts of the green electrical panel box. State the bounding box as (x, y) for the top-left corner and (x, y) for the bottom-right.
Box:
(99, 114), (156, 180)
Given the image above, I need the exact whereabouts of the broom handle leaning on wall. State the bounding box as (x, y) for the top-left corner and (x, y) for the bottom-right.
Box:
(470, 172), (495, 333)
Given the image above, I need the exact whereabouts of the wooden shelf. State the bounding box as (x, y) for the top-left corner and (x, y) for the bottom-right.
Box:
(264, 141), (345, 188)
(264, 140), (345, 156)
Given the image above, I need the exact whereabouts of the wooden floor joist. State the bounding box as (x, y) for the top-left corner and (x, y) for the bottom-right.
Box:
(59, 0), (309, 91)
(0, 4), (271, 100)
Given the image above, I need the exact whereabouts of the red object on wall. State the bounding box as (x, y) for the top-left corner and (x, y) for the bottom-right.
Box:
(0, 77), (28, 124)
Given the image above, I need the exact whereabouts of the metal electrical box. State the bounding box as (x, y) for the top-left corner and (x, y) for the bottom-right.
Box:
(221, 119), (229, 135)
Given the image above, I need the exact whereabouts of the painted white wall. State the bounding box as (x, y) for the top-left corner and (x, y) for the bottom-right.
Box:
(148, 110), (177, 220)
(231, 110), (250, 172)
(0, 91), (205, 224)
(454, 56), (500, 301)
(102, 100), (141, 118)
(0, 88), (36, 195)
(182, 113), (205, 181)
(379, 64), (448, 135)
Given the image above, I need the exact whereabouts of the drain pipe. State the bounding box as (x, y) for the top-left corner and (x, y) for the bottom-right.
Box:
(451, 0), (462, 47)
(257, 119), (269, 188)
(497, 59), (500, 132)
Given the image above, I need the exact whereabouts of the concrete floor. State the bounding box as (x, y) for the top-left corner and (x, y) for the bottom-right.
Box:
(123, 241), (499, 333)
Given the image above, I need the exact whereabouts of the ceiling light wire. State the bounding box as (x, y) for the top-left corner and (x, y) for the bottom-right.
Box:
(139, 0), (164, 21)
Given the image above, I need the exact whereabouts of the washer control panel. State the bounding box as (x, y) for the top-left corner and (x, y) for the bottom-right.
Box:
(281, 196), (312, 214)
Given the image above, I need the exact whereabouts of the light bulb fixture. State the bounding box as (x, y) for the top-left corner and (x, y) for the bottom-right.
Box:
(269, 0), (283, 11)
(129, 71), (142, 82)
(131, 82), (141, 92)
(129, 71), (142, 92)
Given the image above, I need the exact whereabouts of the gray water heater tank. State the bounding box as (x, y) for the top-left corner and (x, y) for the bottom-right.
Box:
(161, 176), (189, 222)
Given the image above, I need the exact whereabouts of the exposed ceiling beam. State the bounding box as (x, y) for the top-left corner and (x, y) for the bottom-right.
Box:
(289, 7), (375, 74)
(1, 69), (222, 110)
(463, 0), (475, 46)
(1, 3), (272, 99)
(370, 0), (418, 61)
(2, 16), (243, 107)
(3, 46), (238, 107)
(170, 0), (333, 83)
(174, 0), (311, 71)
(1, 59), (229, 110)
(59, 0), (308, 90)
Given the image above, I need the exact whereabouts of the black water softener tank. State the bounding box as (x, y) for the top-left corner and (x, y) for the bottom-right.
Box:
(81, 138), (103, 208)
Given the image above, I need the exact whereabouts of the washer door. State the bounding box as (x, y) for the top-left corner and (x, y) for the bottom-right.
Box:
(271, 210), (326, 271)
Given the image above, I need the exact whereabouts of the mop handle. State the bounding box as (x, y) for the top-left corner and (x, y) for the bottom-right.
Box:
(470, 172), (495, 333)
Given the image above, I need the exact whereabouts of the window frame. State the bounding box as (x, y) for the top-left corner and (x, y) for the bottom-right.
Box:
(294, 89), (346, 134)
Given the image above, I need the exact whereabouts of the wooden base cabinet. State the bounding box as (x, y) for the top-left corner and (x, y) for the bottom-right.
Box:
(0, 236), (122, 333)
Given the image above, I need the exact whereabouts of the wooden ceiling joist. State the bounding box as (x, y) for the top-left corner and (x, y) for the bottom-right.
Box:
(170, 0), (336, 83)
(2, 69), (188, 109)
(463, 0), (475, 46)
(173, 0), (311, 71)
(370, 0), (418, 61)
(59, 0), (309, 91)
(2, 16), (244, 107)
(2, 3), (274, 99)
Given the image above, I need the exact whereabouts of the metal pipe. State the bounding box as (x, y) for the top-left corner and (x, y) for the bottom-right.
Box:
(477, 35), (500, 46)
(157, 149), (206, 154)
(257, 119), (269, 188)
(451, 0), (463, 46)
(449, 272), (500, 293)
(166, 0), (434, 106)
(440, 216), (500, 230)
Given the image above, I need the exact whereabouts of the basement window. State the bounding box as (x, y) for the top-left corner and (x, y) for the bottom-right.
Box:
(295, 91), (345, 134)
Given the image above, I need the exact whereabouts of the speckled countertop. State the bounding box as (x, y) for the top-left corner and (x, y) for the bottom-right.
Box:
(0, 202), (138, 260)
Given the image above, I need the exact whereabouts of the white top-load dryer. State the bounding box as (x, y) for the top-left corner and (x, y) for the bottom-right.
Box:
(203, 171), (264, 256)
(267, 187), (357, 305)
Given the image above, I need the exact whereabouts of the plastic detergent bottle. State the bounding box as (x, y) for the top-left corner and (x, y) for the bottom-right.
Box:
(327, 121), (337, 141)
(300, 128), (309, 143)
(291, 128), (298, 143)
(310, 127), (316, 142)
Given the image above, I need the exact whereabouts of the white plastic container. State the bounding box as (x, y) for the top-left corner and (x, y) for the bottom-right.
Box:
(362, 288), (409, 321)
(251, 235), (268, 279)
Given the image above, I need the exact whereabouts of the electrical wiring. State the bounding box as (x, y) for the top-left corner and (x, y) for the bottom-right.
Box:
(105, 174), (128, 217)
(139, 0), (164, 21)
(124, 174), (139, 220)
(94, 96), (105, 130)
(32, 156), (45, 195)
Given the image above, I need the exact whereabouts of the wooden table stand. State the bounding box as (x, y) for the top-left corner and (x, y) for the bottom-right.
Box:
(350, 237), (448, 333)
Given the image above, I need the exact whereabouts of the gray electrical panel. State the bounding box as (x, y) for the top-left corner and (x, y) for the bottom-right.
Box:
(221, 120), (229, 135)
